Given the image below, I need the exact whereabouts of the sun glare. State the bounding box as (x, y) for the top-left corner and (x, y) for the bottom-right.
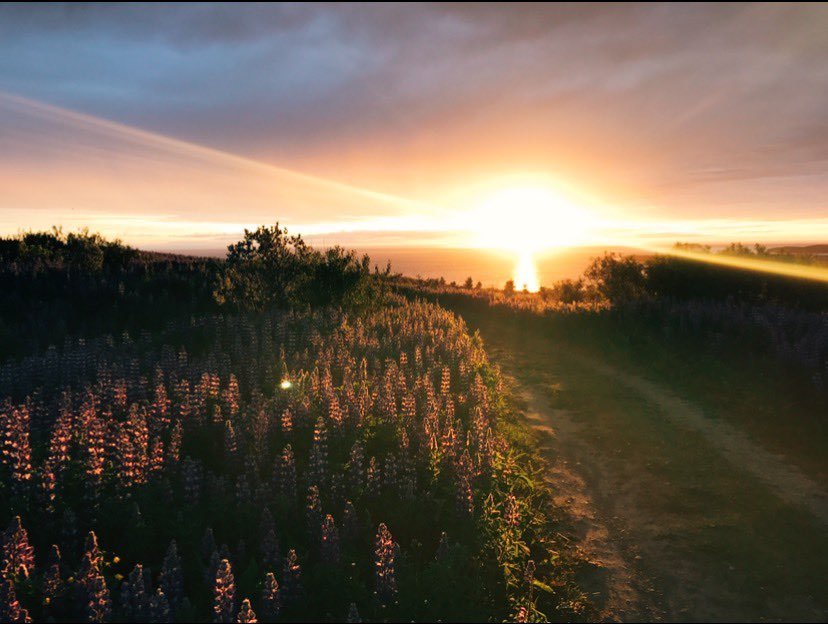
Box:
(514, 251), (541, 293)
(465, 181), (597, 293)
(471, 184), (593, 252)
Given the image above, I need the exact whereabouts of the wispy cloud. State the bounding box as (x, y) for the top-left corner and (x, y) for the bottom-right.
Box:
(1, 3), (826, 249)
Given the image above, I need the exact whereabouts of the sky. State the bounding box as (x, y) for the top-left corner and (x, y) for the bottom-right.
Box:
(0, 2), (827, 251)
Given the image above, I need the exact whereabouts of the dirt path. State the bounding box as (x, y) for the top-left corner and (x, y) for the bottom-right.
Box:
(519, 384), (663, 622)
(481, 330), (828, 621)
(572, 354), (828, 526)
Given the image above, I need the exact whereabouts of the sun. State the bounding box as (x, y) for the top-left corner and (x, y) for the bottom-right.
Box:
(470, 183), (594, 252)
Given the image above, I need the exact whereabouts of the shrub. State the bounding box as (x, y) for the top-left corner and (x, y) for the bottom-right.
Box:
(214, 224), (379, 311)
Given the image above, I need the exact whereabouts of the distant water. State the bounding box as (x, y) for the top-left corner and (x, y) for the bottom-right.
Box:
(183, 245), (639, 289)
(354, 246), (643, 289)
(157, 241), (828, 290)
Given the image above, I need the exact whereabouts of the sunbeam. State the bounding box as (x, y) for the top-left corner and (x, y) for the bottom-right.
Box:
(643, 244), (828, 284)
(0, 91), (440, 213)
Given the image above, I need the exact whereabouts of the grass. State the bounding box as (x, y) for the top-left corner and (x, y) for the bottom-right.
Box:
(454, 303), (828, 621)
(433, 294), (827, 482)
(578, 318), (828, 482)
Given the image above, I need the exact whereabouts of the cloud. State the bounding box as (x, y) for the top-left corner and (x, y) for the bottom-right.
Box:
(0, 3), (826, 247)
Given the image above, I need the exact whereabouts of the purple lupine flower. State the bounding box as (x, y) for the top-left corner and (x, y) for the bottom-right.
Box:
(280, 549), (301, 606)
(259, 572), (280, 621)
(212, 559), (235, 623)
(373, 523), (397, 602)
(235, 598), (256, 623)
(320, 514), (340, 564)
(159, 540), (183, 609)
(1, 516), (34, 580)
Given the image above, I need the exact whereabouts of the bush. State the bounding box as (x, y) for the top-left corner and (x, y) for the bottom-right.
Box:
(214, 224), (380, 311)
(0, 227), (139, 271)
(583, 253), (647, 304)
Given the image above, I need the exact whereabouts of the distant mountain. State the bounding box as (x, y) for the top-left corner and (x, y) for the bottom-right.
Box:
(769, 244), (828, 255)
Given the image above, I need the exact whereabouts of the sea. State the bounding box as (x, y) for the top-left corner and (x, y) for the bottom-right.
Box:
(187, 245), (642, 290)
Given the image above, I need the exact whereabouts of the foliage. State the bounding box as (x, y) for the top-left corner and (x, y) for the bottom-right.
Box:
(214, 225), (315, 310)
(583, 253), (647, 304)
(544, 279), (589, 305)
(0, 229), (219, 359)
(214, 225), (381, 311)
(0, 227), (138, 272)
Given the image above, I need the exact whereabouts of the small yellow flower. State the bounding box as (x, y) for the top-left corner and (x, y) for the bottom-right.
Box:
(113, 556), (120, 564)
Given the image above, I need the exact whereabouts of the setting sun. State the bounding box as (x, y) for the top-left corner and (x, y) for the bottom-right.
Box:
(470, 184), (594, 252)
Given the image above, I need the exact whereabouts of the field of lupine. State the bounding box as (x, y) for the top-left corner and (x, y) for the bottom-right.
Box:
(0, 298), (585, 622)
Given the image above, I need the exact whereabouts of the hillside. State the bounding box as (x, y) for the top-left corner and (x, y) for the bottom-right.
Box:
(770, 244), (828, 255)
(0, 229), (589, 623)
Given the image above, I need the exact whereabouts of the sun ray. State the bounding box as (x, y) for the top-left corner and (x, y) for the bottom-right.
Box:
(0, 91), (442, 214)
(639, 244), (828, 284)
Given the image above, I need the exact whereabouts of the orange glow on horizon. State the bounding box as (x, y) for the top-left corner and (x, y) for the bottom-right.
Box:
(1, 91), (827, 254)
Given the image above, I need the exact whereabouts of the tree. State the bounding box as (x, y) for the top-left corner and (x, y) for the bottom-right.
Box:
(584, 253), (647, 303)
(214, 224), (314, 309)
(214, 224), (378, 310)
(306, 246), (374, 308)
(548, 278), (588, 304)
